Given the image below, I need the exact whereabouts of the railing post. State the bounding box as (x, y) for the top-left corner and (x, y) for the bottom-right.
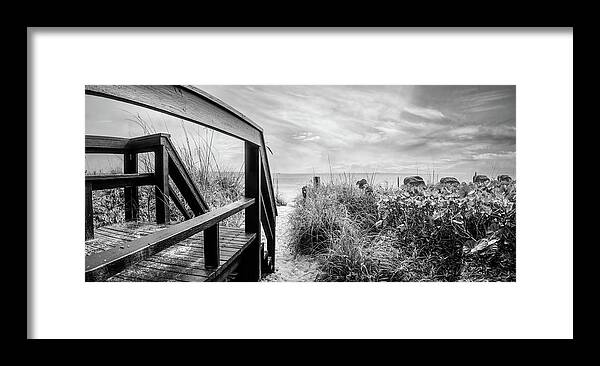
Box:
(244, 142), (261, 280)
(155, 145), (170, 224)
(85, 181), (94, 240)
(204, 225), (220, 269)
(267, 220), (275, 273)
(262, 169), (276, 274)
(124, 151), (139, 221)
(313, 176), (320, 187)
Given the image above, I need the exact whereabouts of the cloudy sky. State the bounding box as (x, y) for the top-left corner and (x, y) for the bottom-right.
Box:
(86, 85), (515, 181)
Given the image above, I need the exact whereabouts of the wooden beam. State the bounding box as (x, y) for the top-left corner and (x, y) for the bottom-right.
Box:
(85, 133), (170, 154)
(260, 133), (277, 218)
(243, 142), (261, 281)
(127, 133), (169, 152)
(155, 145), (170, 224)
(261, 198), (275, 273)
(85, 85), (262, 146)
(85, 197), (255, 281)
(85, 182), (94, 240)
(206, 232), (256, 282)
(204, 225), (220, 269)
(85, 173), (155, 191)
(181, 85), (264, 132)
(168, 185), (192, 220)
(124, 152), (139, 221)
(163, 137), (209, 214)
(85, 135), (129, 154)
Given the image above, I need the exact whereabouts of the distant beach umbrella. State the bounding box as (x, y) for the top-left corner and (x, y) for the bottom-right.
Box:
(404, 176), (425, 186)
(440, 177), (460, 185)
(473, 174), (490, 183)
(356, 178), (368, 189)
(497, 174), (512, 183)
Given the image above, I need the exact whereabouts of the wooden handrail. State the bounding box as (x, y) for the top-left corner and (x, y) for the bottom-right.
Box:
(85, 197), (255, 281)
(85, 173), (155, 190)
(85, 133), (171, 154)
(85, 135), (129, 153)
(85, 85), (262, 145)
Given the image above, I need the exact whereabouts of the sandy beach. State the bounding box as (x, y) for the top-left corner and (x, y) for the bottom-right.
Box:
(261, 204), (320, 282)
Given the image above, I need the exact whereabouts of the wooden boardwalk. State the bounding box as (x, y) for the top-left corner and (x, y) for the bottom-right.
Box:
(86, 223), (255, 282)
(84, 85), (277, 281)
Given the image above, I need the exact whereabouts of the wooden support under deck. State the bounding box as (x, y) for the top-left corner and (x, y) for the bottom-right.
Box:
(204, 225), (220, 269)
(124, 151), (139, 221)
(85, 182), (94, 240)
(154, 145), (170, 224)
(243, 142), (261, 281)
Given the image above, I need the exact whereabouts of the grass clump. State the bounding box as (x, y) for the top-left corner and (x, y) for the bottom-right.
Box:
(275, 192), (288, 206)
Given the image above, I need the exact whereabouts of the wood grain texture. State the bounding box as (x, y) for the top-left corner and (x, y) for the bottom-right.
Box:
(261, 198), (275, 273)
(85, 85), (262, 146)
(204, 225), (220, 269)
(85, 198), (255, 281)
(168, 184), (192, 220)
(85, 173), (155, 191)
(260, 132), (277, 218)
(91, 223), (256, 282)
(154, 145), (170, 224)
(244, 142), (261, 280)
(163, 137), (209, 214)
(85, 182), (94, 240)
(85, 135), (129, 154)
(85, 133), (170, 154)
(124, 152), (139, 221)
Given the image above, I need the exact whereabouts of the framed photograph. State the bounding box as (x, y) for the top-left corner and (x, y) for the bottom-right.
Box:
(28, 28), (573, 339)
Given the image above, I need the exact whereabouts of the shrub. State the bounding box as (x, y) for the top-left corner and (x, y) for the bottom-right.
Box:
(290, 179), (516, 282)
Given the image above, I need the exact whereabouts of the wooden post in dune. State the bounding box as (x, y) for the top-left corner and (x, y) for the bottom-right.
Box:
(313, 176), (320, 187)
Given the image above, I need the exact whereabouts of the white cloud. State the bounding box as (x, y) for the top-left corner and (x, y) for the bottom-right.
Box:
(404, 106), (445, 120)
(292, 131), (321, 141)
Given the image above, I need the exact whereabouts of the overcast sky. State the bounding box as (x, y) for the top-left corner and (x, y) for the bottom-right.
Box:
(86, 85), (515, 181)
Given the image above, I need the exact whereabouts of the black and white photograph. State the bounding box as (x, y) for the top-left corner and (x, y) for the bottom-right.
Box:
(84, 85), (516, 282)
(28, 28), (572, 339)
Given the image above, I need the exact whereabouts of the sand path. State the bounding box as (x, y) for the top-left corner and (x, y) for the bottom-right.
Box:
(261, 204), (320, 282)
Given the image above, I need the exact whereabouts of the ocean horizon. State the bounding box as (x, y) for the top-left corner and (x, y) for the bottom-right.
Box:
(271, 171), (516, 202)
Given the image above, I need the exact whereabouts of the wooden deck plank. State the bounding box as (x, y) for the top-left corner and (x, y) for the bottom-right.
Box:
(140, 257), (213, 278)
(87, 221), (255, 282)
(110, 264), (177, 282)
(151, 246), (238, 265)
(127, 261), (208, 281)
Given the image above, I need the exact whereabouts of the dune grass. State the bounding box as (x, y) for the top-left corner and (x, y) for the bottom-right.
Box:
(288, 176), (516, 282)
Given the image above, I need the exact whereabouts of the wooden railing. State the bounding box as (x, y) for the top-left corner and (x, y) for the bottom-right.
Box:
(85, 85), (278, 279)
